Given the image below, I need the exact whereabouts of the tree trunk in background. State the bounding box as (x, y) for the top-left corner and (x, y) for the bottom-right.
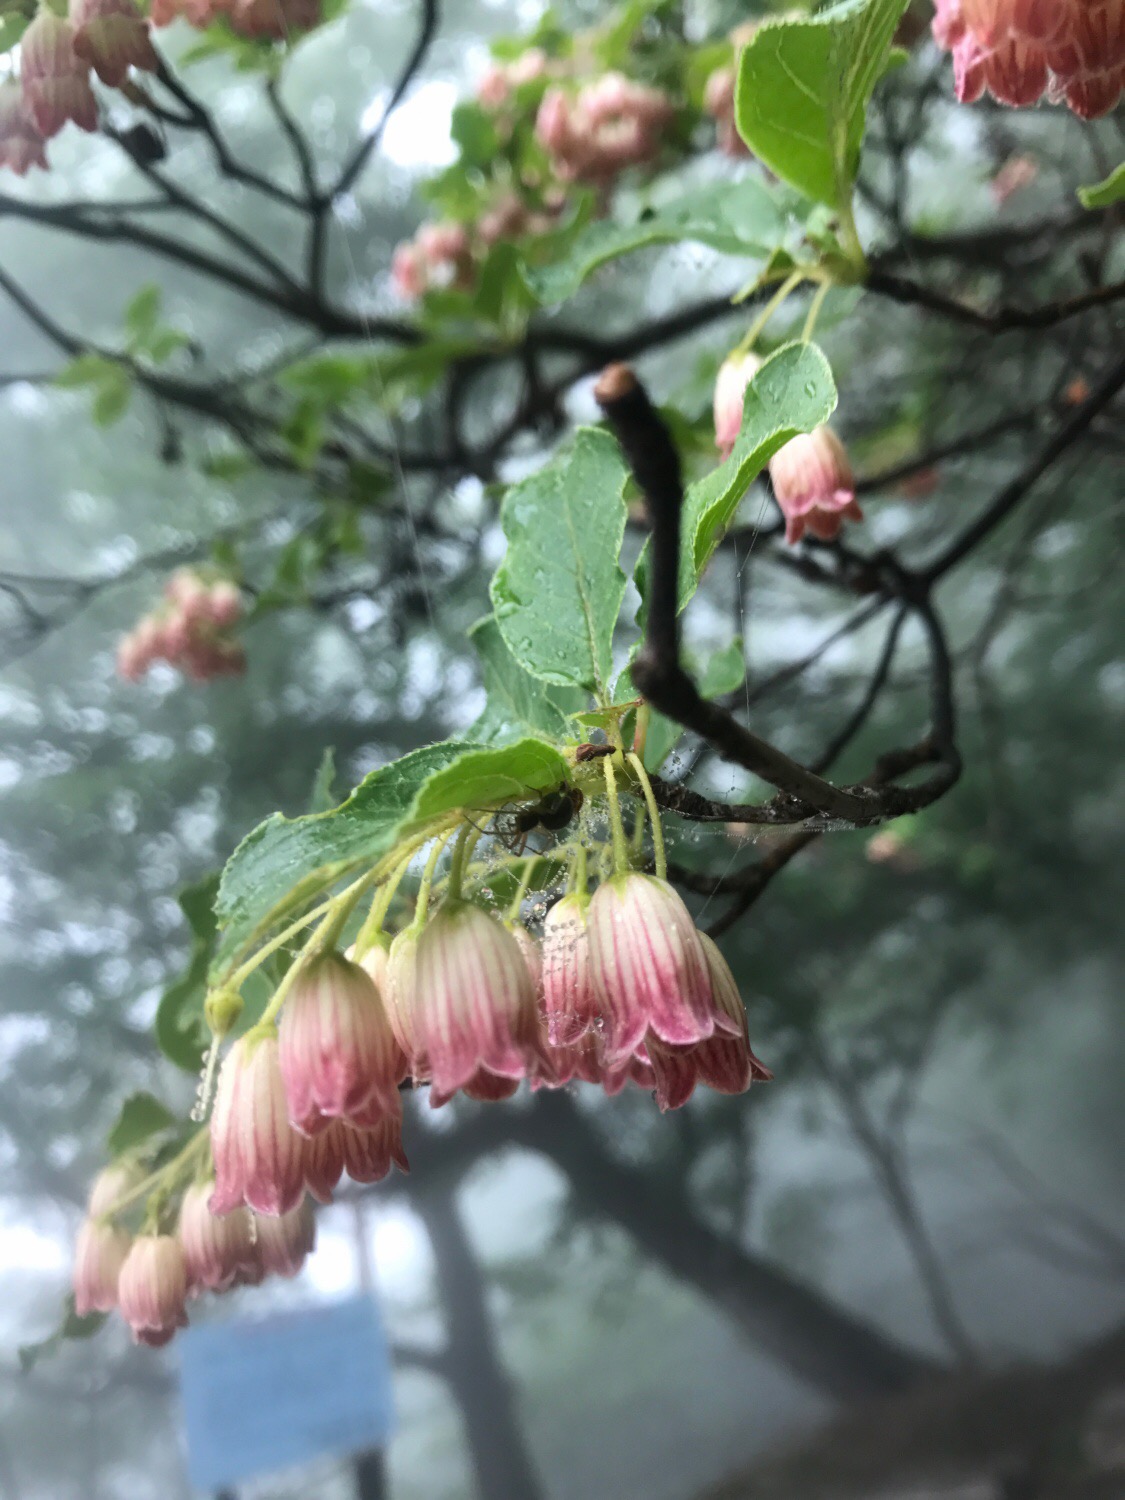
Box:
(414, 1190), (545, 1500)
(521, 1092), (943, 1402)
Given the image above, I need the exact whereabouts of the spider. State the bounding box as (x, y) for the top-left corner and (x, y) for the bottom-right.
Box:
(494, 782), (585, 855)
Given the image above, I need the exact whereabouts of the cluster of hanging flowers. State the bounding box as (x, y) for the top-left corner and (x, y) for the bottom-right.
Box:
(932, 0), (1125, 118)
(714, 351), (862, 546)
(75, 749), (768, 1347)
(0, 0), (156, 174)
(116, 568), (246, 683)
(533, 72), (676, 185)
(74, 1157), (320, 1347)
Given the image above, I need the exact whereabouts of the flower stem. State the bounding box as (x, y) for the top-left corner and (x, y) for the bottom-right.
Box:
(413, 828), (456, 926)
(97, 1129), (209, 1224)
(602, 754), (628, 874)
(507, 855), (536, 922)
(627, 751), (667, 881)
(802, 279), (831, 343)
(445, 822), (472, 904)
(739, 270), (805, 352)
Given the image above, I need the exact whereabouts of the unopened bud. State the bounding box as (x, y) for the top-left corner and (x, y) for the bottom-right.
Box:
(205, 987), (243, 1038)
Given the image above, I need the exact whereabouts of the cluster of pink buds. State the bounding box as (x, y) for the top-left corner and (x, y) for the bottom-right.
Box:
(1, 0), (157, 170)
(116, 569), (245, 683)
(392, 193), (563, 301)
(476, 46), (550, 109)
(714, 351), (863, 546)
(534, 72), (676, 185)
(74, 1160), (320, 1347)
(933, 0), (1125, 118)
(148, 0), (319, 39)
(391, 220), (474, 301)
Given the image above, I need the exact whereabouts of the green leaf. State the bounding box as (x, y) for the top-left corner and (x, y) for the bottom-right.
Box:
(490, 428), (629, 696)
(469, 615), (585, 744)
(409, 739), (570, 825)
(91, 368), (132, 427)
(54, 353), (118, 390)
(106, 1092), (177, 1157)
(308, 748), (337, 813)
(214, 739), (567, 969)
(155, 874), (220, 1073)
(124, 284), (161, 343)
(637, 342), (838, 613)
(1078, 164), (1125, 210)
(19, 1299), (106, 1373)
(525, 177), (792, 304)
(0, 12), (29, 52)
(734, 0), (909, 210)
(699, 638), (747, 700)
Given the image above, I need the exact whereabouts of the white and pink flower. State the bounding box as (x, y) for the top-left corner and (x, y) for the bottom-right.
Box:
(178, 1180), (259, 1293)
(20, 7), (97, 139)
(69, 0), (157, 87)
(74, 1220), (132, 1315)
(412, 900), (542, 1106)
(210, 1032), (307, 1217)
(586, 873), (731, 1064)
(117, 1234), (189, 1346)
(0, 81), (48, 175)
(768, 426), (863, 546)
(278, 952), (405, 1135)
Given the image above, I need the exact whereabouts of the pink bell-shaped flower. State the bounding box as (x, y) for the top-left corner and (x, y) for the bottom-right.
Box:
(0, 81), (48, 175)
(20, 7), (97, 139)
(117, 1234), (189, 1346)
(278, 951), (405, 1136)
(178, 1180), (259, 1293)
(541, 893), (600, 1047)
(768, 426), (863, 546)
(413, 900), (542, 1107)
(644, 935), (772, 1110)
(713, 351), (763, 461)
(69, 0), (157, 86)
(385, 927), (427, 1080)
(586, 873), (728, 1063)
(74, 1220), (132, 1315)
(210, 1032), (306, 1217)
(253, 1197), (316, 1278)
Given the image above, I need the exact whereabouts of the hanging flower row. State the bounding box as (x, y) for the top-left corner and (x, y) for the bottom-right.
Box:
(75, 747), (769, 1347)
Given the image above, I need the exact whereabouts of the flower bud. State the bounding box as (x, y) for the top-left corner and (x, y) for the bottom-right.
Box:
(253, 1197), (316, 1278)
(205, 986), (244, 1038)
(278, 952), (404, 1135)
(117, 1234), (188, 1346)
(413, 900), (541, 1106)
(210, 1032), (306, 1217)
(541, 893), (600, 1047)
(20, 8), (97, 139)
(713, 351), (763, 460)
(178, 1180), (258, 1293)
(74, 1220), (131, 1315)
(586, 873), (720, 1064)
(69, 0), (157, 86)
(0, 81), (48, 175)
(88, 1159), (145, 1218)
(768, 426), (863, 546)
